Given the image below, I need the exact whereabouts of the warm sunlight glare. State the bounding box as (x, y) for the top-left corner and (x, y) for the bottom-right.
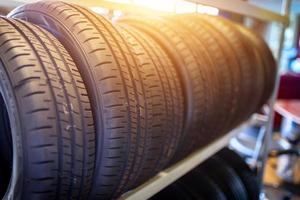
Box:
(133, 0), (176, 12)
(90, 7), (110, 15)
(175, 1), (197, 13)
(92, 0), (219, 15)
(113, 10), (124, 17)
(197, 4), (219, 15)
(105, 0), (131, 4)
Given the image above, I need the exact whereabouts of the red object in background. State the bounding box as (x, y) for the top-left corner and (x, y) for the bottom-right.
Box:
(278, 73), (300, 99)
(274, 73), (300, 129)
(275, 100), (300, 125)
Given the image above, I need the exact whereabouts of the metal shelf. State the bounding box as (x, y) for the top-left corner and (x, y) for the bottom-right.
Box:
(2, 0), (168, 16)
(119, 122), (248, 200)
(187, 0), (289, 26)
(3, 0), (289, 25)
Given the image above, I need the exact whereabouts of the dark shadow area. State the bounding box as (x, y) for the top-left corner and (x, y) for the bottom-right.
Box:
(0, 92), (13, 198)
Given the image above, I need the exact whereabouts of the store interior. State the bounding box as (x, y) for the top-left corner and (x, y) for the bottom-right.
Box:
(0, 1), (299, 200)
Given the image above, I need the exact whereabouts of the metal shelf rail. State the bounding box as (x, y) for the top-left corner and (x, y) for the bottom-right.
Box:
(1, 0), (290, 25)
(119, 118), (261, 200)
(254, 0), (292, 189)
(186, 0), (289, 26)
(1, 0), (291, 199)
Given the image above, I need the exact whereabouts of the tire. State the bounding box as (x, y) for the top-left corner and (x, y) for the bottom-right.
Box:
(197, 156), (248, 200)
(196, 15), (265, 117)
(120, 16), (221, 161)
(0, 17), (95, 200)
(177, 181), (205, 200)
(8, 2), (179, 198)
(217, 148), (260, 200)
(173, 14), (264, 125)
(180, 170), (227, 200)
(235, 24), (276, 106)
(162, 17), (234, 144)
(167, 15), (241, 130)
(116, 24), (184, 189)
(151, 182), (196, 200)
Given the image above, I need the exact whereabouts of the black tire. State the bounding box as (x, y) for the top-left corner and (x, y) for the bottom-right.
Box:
(116, 24), (184, 189)
(177, 181), (205, 200)
(0, 17), (95, 200)
(151, 182), (196, 200)
(180, 170), (227, 200)
(166, 15), (239, 133)
(120, 16), (221, 161)
(217, 148), (260, 200)
(167, 14), (241, 130)
(197, 156), (248, 200)
(235, 24), (276, 106)
(194, 15), (265, 118)
(8, 2), (183, 198)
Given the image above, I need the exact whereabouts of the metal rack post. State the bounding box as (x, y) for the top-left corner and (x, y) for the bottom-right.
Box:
(255, 0), (292, 189)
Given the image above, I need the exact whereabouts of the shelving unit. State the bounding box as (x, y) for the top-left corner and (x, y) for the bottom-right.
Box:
(2, 0), (292, 199)
(119, 117), (262, 200)
(1, 0), (291, 24)
(187, 0), (289, 25)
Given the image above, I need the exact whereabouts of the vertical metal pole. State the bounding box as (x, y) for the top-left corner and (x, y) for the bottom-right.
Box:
(276, 0), (292, 60)
(257, 0), (291, 192)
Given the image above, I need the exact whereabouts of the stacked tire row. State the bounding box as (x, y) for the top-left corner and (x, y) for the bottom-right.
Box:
(151, 147), (260, 200)
(119, 15), (276, 162)
(0, 1), (275, 199)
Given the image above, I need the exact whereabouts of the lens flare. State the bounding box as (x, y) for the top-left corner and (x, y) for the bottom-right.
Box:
(133, 0), (176, 12)
(90, 7), (110, 15)
(197, 4), (219, 15)
(106, 0), (131, 3)
(175, 1), (197, 13)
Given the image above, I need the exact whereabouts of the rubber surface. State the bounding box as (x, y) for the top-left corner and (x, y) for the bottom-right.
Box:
(9, 2), (185, 198)
(198, 15), (265, 116)
(173, 14), (264, 126)
(120, 16), (220, 161)
(197, 156), (248, 200)
(166, 15), (237, 134)
(235, 24), (276, 106)
(0, 17), (95, 200)
(180, 170), (227, 200)
(168, 14), (241, 130)
(116, 24), (185, 189)
(151, 182), (199, 200)
(177, 181), (205, 200)
(217, 148), (260, 200)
